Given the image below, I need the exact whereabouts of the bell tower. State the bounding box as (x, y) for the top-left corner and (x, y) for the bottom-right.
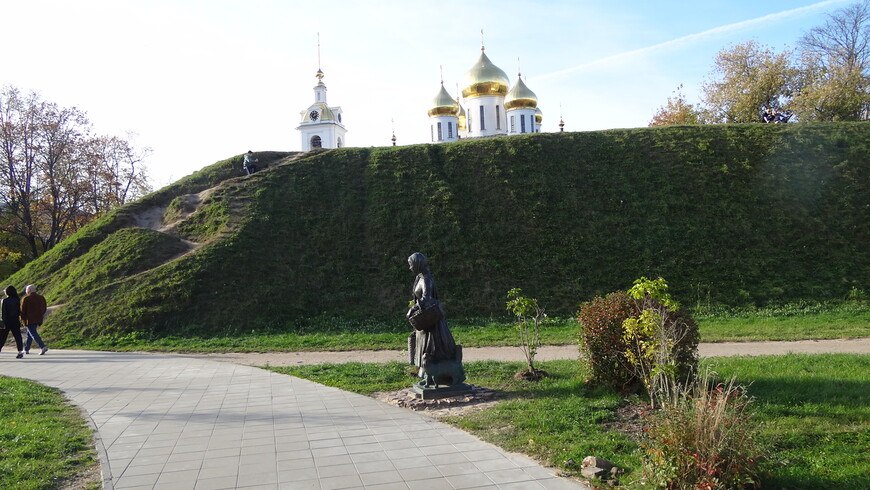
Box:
(296, 36), (347, 150)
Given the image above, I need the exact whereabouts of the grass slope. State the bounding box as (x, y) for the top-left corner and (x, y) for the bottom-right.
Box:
(3, 124), (868, 340)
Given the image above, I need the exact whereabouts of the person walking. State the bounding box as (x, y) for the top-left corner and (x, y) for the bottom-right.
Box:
(20, 284), (48, 355)
(0, 286), (24, 358)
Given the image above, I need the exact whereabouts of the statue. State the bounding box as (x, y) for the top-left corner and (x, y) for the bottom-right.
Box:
(406, 252), (471, 399)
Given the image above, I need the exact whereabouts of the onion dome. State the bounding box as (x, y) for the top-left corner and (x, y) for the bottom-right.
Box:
(504, 73), (538, 110)
(428, 84), (459, 117)
(535, 107), (543, 124)
(461, 49), (509, 98)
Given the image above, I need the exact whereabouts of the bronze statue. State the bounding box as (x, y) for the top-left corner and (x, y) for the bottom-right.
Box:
(406, 252), (469, 397)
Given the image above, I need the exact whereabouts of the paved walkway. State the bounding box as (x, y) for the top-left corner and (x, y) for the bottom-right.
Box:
(0, 350), (586, 490)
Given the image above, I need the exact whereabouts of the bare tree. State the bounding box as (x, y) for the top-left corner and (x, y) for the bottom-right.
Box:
(0, 85), (152, 258)
(799, 0), (870, 75)
(792, 0), (870, 120)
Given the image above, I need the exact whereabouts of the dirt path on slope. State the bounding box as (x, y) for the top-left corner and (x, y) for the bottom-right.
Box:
(173, 338), (870, 367)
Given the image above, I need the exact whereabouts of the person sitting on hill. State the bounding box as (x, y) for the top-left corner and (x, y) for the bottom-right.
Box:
(243, 150), (259, 175)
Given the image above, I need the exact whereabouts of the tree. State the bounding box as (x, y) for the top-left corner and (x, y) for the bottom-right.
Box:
(505, 288), (547, 380)
(0, 85), (151, 259)
(649, 84), (703, 126)
(792, 0), (870, 120)
(701, 41), (798, 123)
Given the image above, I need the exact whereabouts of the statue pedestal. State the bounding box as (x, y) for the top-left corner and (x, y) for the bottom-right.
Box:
(411, 382), (474, 400)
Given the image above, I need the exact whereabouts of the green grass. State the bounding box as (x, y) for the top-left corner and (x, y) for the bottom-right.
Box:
(696, 302), (870, 341)
(50, 302), (868, 352)
(0, 376), (99, 489)
(706, 354), (869, 489)
(272, 354), (870, 488)
(5, 124), (869, 341)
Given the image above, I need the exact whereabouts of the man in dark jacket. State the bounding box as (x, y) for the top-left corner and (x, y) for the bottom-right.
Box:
(20, 284), (48, 355)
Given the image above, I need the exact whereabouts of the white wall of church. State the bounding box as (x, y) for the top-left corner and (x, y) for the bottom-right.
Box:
(507, 108), (537, 135)
(464, 95), (506, 138)
(429, 116), (460, 142)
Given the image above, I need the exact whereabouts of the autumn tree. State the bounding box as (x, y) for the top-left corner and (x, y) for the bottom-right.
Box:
(649, 84), (703, 126)
(0, 85), (151, 259)
(701, 41), (799, 123)
(791, 0), (870, 120)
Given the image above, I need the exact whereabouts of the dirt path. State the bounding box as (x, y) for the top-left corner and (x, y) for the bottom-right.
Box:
(173, 338), (870, 367)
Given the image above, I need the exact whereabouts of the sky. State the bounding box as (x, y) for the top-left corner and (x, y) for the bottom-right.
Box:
(3, 0), (854, 187)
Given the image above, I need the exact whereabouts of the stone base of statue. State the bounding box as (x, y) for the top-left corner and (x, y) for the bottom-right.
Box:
(413, 358), (473, 399)
(412, 381), (474, 400)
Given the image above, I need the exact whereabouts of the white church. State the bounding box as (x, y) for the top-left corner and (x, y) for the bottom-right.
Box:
(428, 45), (545, 143)
(295, 42), (553, 149)
(296, 67), (347, 151)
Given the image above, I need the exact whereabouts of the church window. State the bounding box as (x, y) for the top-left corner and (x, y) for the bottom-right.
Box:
(479, 106), (485, 131)
(430, 125), (434, 142)
(496, 105), (501, 130)
(521, 115), (526, 133)
(510, 115), (515, 133)
(311, 135), (322, 148)
(448, 122), (453, 138)
(437, 122), (443, 141)
(337, 137), (343, 148)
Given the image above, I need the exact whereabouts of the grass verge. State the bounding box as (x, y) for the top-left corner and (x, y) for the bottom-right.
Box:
(47, 302), (869, 352)
(0, 376), (100, 490)
(270, 354), (869, 488)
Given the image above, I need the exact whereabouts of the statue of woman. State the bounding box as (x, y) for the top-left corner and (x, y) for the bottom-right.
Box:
(407, 252), (458, 370)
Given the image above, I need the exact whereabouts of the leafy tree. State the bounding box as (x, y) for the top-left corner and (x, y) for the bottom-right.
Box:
(701, 41), (798, 123)
(505, 288), (546, 379)
(792, 0), (870, 120)
(0, 85), (151, 259)
(649, 84), (703, 126)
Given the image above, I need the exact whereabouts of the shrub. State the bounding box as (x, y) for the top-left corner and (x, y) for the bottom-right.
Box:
(622, 277), (700, 408)
(506, 288), (547, 379)
(578, 278), (699, 403)
(641, 371), (764, 489)
(577, 291), (636, 391)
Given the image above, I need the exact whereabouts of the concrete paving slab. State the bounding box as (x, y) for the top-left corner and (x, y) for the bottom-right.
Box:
(0, 350), (588, 489)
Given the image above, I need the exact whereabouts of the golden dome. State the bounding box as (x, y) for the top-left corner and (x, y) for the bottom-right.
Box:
(461, 50), (509, 98)
(504, 75), (538, 110)
(458, 104), (467, 130)
(535, 107), (543, 124)
(301, 103), (337, 123)
(428, 84), (459, 117)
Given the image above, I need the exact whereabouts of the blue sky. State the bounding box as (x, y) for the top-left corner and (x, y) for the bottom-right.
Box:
(3, 0), (852, 186)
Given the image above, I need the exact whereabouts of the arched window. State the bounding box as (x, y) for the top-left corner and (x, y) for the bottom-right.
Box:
(337, 137), (343, 148)
(311, 135), (322, 148)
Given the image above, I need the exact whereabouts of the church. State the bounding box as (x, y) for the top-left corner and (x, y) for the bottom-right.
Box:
(296, 67), (347, 151)
(428, 44), (544, 143)
(295, 42), (551, 149)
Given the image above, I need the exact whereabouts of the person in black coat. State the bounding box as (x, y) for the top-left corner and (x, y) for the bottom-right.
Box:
(0, 286), (24, 358)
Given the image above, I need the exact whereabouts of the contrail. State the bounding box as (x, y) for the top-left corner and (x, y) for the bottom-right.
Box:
(532, 0), (847, 82)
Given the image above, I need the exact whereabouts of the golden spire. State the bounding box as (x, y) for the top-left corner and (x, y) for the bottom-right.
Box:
(316, 33), (324, 80)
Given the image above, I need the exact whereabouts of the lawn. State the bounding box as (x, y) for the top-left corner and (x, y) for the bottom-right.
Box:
(50, 302), (870, 352)
(272, 353), (870, 489)
(0, 376), (100, 490)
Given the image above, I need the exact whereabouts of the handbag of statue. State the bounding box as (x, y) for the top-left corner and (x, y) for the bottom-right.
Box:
(408, 297), (443, 331)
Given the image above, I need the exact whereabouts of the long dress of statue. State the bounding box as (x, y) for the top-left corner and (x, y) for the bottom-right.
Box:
(408, 253), (458, 368)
